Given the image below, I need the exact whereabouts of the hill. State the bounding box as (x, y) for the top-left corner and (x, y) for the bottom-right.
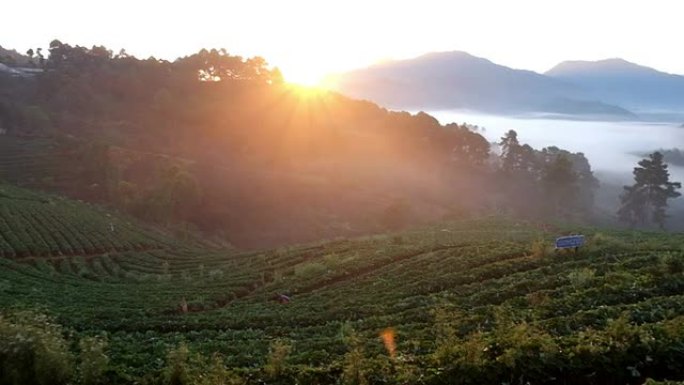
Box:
(2, 183), (684, 384)
(547, 59), (684, 117)
(0, 182), (180, 258)
(332, 51), (636, 119)
(0, 41), (606, 249)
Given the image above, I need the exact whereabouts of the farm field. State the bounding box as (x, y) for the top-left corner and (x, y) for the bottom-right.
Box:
(1, 182), (684, 384)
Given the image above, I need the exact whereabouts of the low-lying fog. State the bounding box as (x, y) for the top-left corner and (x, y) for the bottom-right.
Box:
(429, 111), (684, 183)
(429, 111), (684, 226)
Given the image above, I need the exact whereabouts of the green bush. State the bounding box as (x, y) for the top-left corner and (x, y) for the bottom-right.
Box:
(163, 343), (191, 385)
(78, 336), (109, 385)
(265, 339), (291, 379)
(0, 310), (73, 385)
(195, 354), (243, 385)
(294, 262), (327, 280)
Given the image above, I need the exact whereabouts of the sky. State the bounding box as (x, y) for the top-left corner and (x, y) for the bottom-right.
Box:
(2, 0), (683, 85)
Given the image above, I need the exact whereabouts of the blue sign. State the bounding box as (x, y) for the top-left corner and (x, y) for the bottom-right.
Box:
(555, 235), (585, 249)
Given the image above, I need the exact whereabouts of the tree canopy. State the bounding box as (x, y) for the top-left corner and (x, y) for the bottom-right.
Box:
(618, 151), (682, 229)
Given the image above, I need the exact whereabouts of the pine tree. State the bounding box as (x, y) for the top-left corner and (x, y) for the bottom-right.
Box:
(618, 152), (681, 229)
(499, 130), (520, 174)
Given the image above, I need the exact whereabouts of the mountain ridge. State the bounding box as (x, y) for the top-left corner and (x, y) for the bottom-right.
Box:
(333, 50), (637, 119)
(333, 51), (684, 120)
(546, 57), (684, 113)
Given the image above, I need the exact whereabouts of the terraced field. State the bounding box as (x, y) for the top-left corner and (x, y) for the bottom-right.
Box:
(1, 183), (684, 384)
(0, 136), (65, 188)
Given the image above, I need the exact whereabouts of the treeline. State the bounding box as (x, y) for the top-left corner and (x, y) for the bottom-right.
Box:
(0, 41), (599, 246)
(495, 129), (598, 220)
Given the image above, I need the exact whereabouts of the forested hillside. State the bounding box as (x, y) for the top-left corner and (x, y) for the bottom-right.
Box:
(0, 41), (599, 247)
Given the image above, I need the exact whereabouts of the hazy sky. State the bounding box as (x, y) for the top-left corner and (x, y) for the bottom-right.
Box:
(3, 0), (683, 84)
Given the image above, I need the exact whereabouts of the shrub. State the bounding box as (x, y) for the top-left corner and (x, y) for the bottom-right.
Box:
(340, 325), (368, 385)
(163, 343), (191, 385)
(568, 267), (596, 289)
(0, 310), (73, 385)
(294, 262), (327, 280)
(529, 239), (549, 259)
(662, 253), (684, 275)
(195, 354), (243, 385)
(78, 336), (109, 385)
(265, 340), (291, 379)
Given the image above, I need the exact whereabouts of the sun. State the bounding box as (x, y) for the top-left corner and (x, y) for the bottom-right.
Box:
(285, 70), (324, 87)
(283, 67), (338, 89)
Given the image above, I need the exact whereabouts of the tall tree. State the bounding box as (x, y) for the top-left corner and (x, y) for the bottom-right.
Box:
(539, 147), (598, 218)
(499, 130), (537, 175)
(499, 130), (520, 174)
(541, 154), (578, 217)
(618, 152), (681, 228)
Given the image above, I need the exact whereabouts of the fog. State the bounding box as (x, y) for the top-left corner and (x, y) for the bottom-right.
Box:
(428, 111), (684, 184)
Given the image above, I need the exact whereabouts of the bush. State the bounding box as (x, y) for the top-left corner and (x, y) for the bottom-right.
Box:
(195, 354), (243, 385)
(568, 267), (596, 289)
(265, 340), (291, 379)
(294, 262), (327, 280)
(163, 343), (191, 385)
(340, 325), (368, 385)
(78, 336), (109, 385)
(529, 239), (549, 259)
(662, 253), (684, 274)
(0, 310), (73, 385)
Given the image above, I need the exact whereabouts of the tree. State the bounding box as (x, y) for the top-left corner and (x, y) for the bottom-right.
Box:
(499, 130), (537, 175)
(618, 152), (681, 228)
(541, 154), (578, 218)
(539, 147), (598, 218)
(499, 130), (520, 174)
(444, 123), (490, 168)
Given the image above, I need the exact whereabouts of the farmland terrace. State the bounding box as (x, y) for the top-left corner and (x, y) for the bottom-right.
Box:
(1, 183), (684, 384)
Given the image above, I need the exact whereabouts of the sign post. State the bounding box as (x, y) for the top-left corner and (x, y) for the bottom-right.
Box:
(555, 235), (585, 252)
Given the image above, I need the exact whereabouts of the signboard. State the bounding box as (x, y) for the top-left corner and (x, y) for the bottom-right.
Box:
(555, 235), (585, 249)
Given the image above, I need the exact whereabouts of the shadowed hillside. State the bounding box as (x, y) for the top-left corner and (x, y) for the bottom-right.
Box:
(0, 41), (603, 248)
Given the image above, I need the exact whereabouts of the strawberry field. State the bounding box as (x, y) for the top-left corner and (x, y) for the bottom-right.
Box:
(1, 183), (684, 384)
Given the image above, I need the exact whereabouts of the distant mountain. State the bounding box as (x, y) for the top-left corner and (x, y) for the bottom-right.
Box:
(333, 51), (636, 119)
(547, 59), (684, 113)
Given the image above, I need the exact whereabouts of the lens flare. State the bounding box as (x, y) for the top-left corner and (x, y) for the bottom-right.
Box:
(380, 328), (396, 359)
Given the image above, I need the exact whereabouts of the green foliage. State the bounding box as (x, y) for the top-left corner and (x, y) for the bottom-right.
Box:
(567, 267), (596, 289)
(529, 239), (550, 258)
(194, 354), (243, 385)
(644, 380), (684, 385)
(0, 310), (72, 385)
(2, 208), (684, 384)
(619, 152), (682, 229)
(662, 252), (684, 274)
(77, 336), (109, 385)
(294, 261), (327, 280)
(340, 325), (368, 385)
(497, 131), (598, 219)
(264, 340), (291, 379)
(589, 232), (628, 250)
(163, 343), (191, 385)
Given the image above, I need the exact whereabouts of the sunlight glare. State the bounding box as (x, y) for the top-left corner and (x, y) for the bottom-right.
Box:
(285, 68), (326, 87)
(284, 66), (340, 90)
